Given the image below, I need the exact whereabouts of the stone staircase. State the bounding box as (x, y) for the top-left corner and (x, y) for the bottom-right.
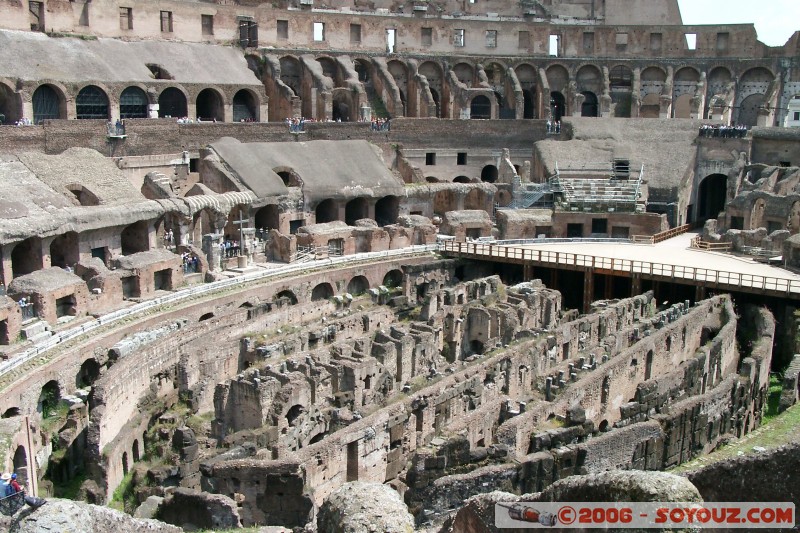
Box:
(21, 319), (53, 343)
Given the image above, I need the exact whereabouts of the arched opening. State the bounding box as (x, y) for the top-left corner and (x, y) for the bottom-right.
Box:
(11, 237), (43, 278)
(315, 199), (338, 223)
(354, 59), (371, 83)
(66, 185), (100, 206)
(470, 340), (485, 355)
(332, 91), (352, 122)
(639, 93), (661, 118)
(122, 452), (129, 475)
(426, 176), (440, 183)
(600, 375), (610, 406)
(77, 358), (101, 388)
(199, 312), (214, 321)
(495, 189), (512, 207)
(39, 380), (61, 418)
(481, 165), (498, 183)
(345, 197), (369, 226)
(0, 83), (22, 124)
(2, 407), (21, 418)
(522, 89), (535, 119)
(311, 282), (334, 301)
(276, 170), (302, 187)
(275, 289), (298, 305)
(49, 232), (79, 269)
(751, 198), (767, 230)
(383, 269), (403, 288)
(119, 86), (148, 119)
(158, 87), (187, 118)
(453, 176), (471, 184)
(76, 85), (109, 120)
(470, 95), (491, 119)
(192, 208), (217, 244)
(254, 205), (280, 232)
(453, 63), (474, 86)
(465, 188), (486, 209)
(13, 446), (27, 487)
(286, 404), (305, 426)
(787, 201), (800, 234)
(434, 190), (458, 215)
(317, 57), (339, 82)
(132, 439), (140, 462)
(645, 349), (654, 380)
(580, 91), (598, 117)
(375, 196), (399, 226)
(32, 84), (64, 123)
(196, 88), (224, 122)
(280, 56), (302, 96)
(697, 174), (727, 222)
(738, 93), (763, 128)
(347, 275), (369, 295)
(598, 419), (609, 432)
(233, 89), (257, 122)
(609, 65), (633, 118)
(550, 91), (565, 121)
(121, 220), (150, 255)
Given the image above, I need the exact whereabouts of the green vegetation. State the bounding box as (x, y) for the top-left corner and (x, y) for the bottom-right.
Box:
(41, 400), (70, 434)
(110, 470), (137, 513)
(670, 401), (800, 474)
(763, 373), (783, 422)
(53, 471), (87, 500)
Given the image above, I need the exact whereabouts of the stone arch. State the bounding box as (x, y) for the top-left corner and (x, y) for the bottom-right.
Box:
(470, 95), (491, 119)
(645, 349), (654, 380)
(550, 91), (566, 121)
(707, 66), (732, 103)
(286, 404), (305, 426)
(609, 65), (633, 89)
(345, 197), (369, 226)
(316, 56), (340, 84)
(273, 167), (303, 188)
(545, 64), (570, 93)
(751, 197), (767, 229)
(311, 282), (334, 301)
(11, 237), (43, 278)
(158, 86), (188, 118)
(121, 220), (150, 255)
(496, 189), (512, 207)
(192, 207), (219, 244)
(453, 176), (471, 183)
(640, 66), (667, 99)
(39, 379), (61, 417)
(581, 91), (598, 117)
(132, 439), (140, 462)
(697, 174), (727, 221)
(675, 66), (700, 82)
(481, 165), (498, 183)
(3, 407), (21, 418)
(331, 88), (353, 122)
(426, 176), (440, 183)
(673, 67), (700, 118)
(453, 63), (474, 86)
(738, 93), (764, 128)
(576, 64), (602, 95)
(279, 56), (302, 95)
(196, 88), (225, 122)
(0, 81), (22, 124)
(639, 93), (661, 118)
(76, 84), (110, 120)
(315, 199), (338, 223)
(254, 204), (280, 231)
(787, 201), (800, 234)
(49, 231), (79, 269)
(275, 289), (298, 305)
(199, 312), (214, 321)
(375, 196), (399, 226)
(77, 357), (101, 388)
(354, 58), (373, 83)
(347, 275), (370, 295)
(434, 190), (458, 215)
(464, 188), (486, 209)
(383, 269), (403, 288)
(233, 89), (258, 122)
(119, 86), (149, 119)
(122, 451), (129, 475)
(66, 184), (100, 207)
(32, 83), (67, 123)
(13, 445), (27, 486)
(388, 59), (409, 100)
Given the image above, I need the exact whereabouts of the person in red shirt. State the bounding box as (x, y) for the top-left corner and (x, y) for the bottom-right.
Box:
(9, 473), (22, 493)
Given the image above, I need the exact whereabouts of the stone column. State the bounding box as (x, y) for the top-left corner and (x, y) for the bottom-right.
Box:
(202, 233), (223, 272)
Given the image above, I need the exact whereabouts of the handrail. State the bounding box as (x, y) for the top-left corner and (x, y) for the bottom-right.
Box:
(690, 237), (733, 251)
(632, 224), (692, 245)
(0, 245), (438, 380)
(440, 241), (800, 296)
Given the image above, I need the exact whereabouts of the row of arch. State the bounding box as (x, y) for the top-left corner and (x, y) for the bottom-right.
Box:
(270, 53), (777, 125)
(0, 81), (261, 124)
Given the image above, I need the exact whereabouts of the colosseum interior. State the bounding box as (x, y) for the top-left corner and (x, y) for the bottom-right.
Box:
(0, 0), (799, 530)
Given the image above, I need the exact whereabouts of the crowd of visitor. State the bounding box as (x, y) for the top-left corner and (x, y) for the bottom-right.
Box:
(698, 124), (748, 138)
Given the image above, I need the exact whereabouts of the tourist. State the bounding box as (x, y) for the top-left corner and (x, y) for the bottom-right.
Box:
(9, 474), (21, 494)
(2, 473), (12, 496)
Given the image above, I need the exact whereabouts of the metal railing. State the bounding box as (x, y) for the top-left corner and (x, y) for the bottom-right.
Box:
(440, 241), (800, 296)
